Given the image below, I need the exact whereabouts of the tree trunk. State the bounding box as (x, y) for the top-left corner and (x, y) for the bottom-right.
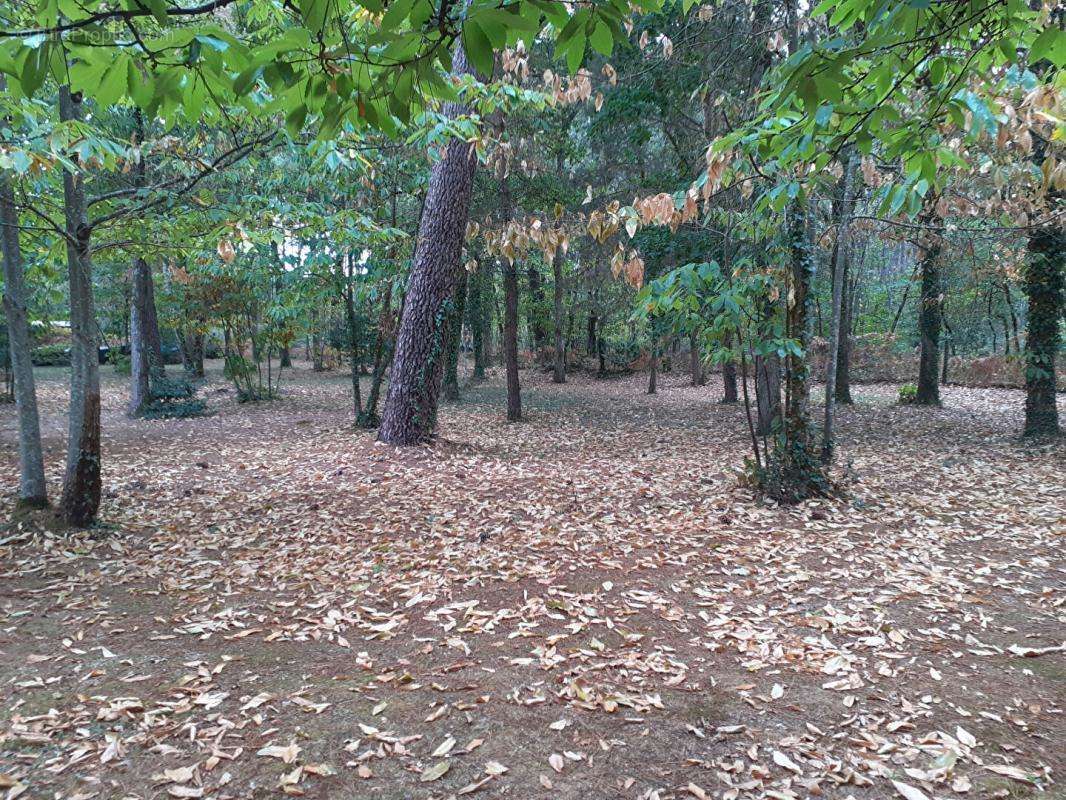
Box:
(552, 247), (566, 383)
(528, 263), (547, 352)
(443, 270), (468, 401)
(587, 311), (598, 355)
(469, 264), (486, 380)
(0, 144), (48, 507)
(185, 330), (204, 378)
(835, 271), (854, 405)
(142, 263), (165, 379)
(915, 199), (943, 406)
(1022, 185), (1063, 436)
(647, 343), (658, 394)
(280, 345), (292, 368)
(128, 258), (152, 417)
(721, 332), (739, 403)
(58, 85), (101, 527)
(822, 149), (858, 461)
(377, 41), (479, 445)
(755, 354), (782, 436)
(343, 256), (364, 419)
(358, 283), (395, 428)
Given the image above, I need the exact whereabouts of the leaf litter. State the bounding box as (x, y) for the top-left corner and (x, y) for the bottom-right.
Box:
(0, 365), (1063, 798)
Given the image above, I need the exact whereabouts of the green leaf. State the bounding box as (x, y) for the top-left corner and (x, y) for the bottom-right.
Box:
(1030, 26), (1065, 67)
(462, 18), (494, 78)
(589, 20), (613, 56)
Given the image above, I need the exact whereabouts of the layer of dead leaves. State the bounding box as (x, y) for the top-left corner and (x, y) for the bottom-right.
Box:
(0, 364), (1063, 800)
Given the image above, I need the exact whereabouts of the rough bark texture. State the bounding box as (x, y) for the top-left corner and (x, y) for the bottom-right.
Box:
(822, 149), (857, 461)
(755, 354), (781, 436)
(58, 86), (102, 527)
(280, 346), (292, 368)
(835, 269), (854, 405)
(528, 264), (547, 352)
(721, 332), (739, 403)
(1022, 199), (1063, 437)
(342, 256), (363, 419)
(915, 201), (943, 406)
(552, 247), (566, 384)
(443, 270), (468, 401)
(143, 263), (165, 379)
(469, 265), (486, 380)
(377, 42), (478, 445)
(1, 147), (48, 507)
(688, 331), (705, 386)
(128, 258), (152, 417)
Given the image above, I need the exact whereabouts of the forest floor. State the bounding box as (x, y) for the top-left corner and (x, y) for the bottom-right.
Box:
(1, 361), (1064, 800)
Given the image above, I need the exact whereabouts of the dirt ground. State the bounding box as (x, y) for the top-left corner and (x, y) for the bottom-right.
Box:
(1, 361), (1063, 800)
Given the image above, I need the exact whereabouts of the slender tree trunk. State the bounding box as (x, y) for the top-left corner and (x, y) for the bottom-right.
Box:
(528, 264), (546, 352)
(343, 256), (364, 419)
(443, 270), (468, 401)
(823, 150), (858, 461)
(58, 86), (101, 527)
(689, 330), (704, 386)
(721, 332), (739, 403)
(552, 247), (566, 383)
(647, 341), (658, 394)
(587, 311), (598, 355)
(755, 354), (782, 436)
(377, 40), (479, 445)
(359, 283), (395, 427)
(1022, 173), (1063, 436)
(128, 258), (152, 417)
(0, 146), (48, 507)
(915, 199), (943, 406)
(469, 264), (486, 380)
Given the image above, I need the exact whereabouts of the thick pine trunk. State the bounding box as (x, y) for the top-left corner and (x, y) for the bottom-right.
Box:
(915, 201), (942, 406)
(128, 258), (152, 416)
(443, 270), (468, 401)
(1022, 201), (1063, 437)
(377, 43), (478, 445)
(59, 86), (101, 527)
(1, 150), (48, 507)
(552, 247), (566, 383)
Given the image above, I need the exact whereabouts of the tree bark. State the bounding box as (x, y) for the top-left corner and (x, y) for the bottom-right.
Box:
(689, 330), (705, 386)
(822, 149), (858, 461)
(1022, 182), (1063, 436)
(647, 342), (658, 394)
(915, 199), (943, 406)
(528, 263), (547, 352)
(342, 255), (364, 419)
(552, 246), (566, 383)
(0, 144), (48, 507)
(377, 40), (478, 445)
(128, 258), (152, 417)
(443, 269), (468, 401)
(359, 284), (396, 428)
(58, 85), (101, 527)
(721, 332), (739, 403)
(755, 353), (781, 436)
(469, 263), (486, 380)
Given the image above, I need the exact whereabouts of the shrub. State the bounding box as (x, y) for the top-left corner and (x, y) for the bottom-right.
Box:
(109, 350), (131, 375)
(32, 344), (70, 366)
(141, 398), (209, 420)
(897, 383), (918, 404)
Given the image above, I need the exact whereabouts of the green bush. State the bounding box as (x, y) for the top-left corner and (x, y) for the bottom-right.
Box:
(897, 383), (918, 405)
(32, 344), (70, 366)
(109, 350), (131, 375)
(142, 398), (208, 420)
